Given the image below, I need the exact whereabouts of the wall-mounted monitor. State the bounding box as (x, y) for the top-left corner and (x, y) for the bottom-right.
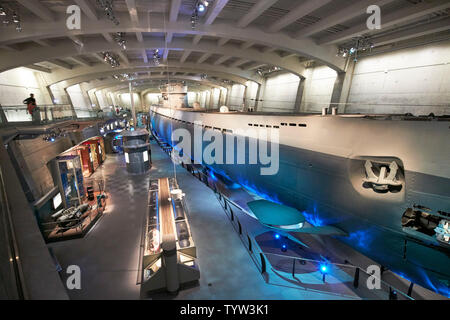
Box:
(52, 193), (62, 209)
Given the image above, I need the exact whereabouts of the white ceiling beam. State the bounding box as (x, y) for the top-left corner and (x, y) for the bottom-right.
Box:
(102, 33), (114, 43)
(163, 48), (169, 61)
(230, 58), (250, 68)
(193, 35), (202, 44)
(282, 53), (297, 59)
(318, 0), (450, 45)
(49, 63), (256, 89)
(268, 0), (332, 32)
(296, 0), (395, 38)
(136, 32), (143, 42)
(125, 0), (139, 25)
(0, 13), (346, 73)
(237, 0), (278, 28)
(15, 0), (55, 22)
(217, 38), (230, 46)
(70, 56), (93, 67)
(166, 33), (174, 43)
(246, 63), (267, 71)
(74, 0), (98, 20)
(197, 52), (212, 64)
(0, 45), (19, 52)
(170, 0), (182, 22)
(116, 51), (130, 65)
(180, 50), (192, 63)
(26, 64), (52, 73)
(48, 60), (73, 70)
(69, 35), (84, 47)
(240, 41), (255, 50)
(34, 39), (51, 47)
(214, 55), (232, 65)
(263, 47), (276, 53)
(142, 50), (148, 63)
(372, 18), (450, 48)
(204, 0), (230, 25)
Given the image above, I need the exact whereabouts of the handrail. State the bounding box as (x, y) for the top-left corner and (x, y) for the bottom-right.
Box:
(0, 164), (28, 299)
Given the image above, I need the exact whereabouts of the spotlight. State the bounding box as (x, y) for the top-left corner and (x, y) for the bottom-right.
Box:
(274, 233), (280, 239)
(320, 265), (328, 273)
(198, 4), (205, 12)
(281, 244), (287, 252)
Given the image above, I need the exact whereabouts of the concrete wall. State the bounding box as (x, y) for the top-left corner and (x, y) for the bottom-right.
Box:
(245, 80), (259, 109)
(0, 67), (47, 106)
(11, 136), (73, 201)
(143, 92), (161, 106)
(261, 72), (301, 112)
(301, 66), (337, 112)
(187, 92), (197, 107)
(346, 41), (450, 115)
(228, 84), (245, 110)
(49, 82), (70, 105)
(95, 90), (108, 109)
(67, 84), (93, 118)
(119, 92), (142, 111)
(211, 88), (221, 108)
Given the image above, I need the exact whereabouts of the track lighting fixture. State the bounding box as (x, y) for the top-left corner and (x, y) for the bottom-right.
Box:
(337, 36), (374, 62)
(102, 52), (120, 68)
(97, 0), (119, 25)
(0, 6), (22, 32)
(114, 32), (127, 50)
(153, 49), (160, 66)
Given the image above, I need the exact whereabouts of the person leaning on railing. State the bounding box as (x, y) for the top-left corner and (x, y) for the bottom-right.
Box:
(23, 93), (41, 124)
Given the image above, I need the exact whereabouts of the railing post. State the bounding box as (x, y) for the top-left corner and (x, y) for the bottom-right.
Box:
(230, 208), (234, 221)
(238, 220), (242, 235)
(407, 282), (414, 297)
(353, 267), (360, 288)
(247, 235), (252, 253)
(292, 259), (295, 277)
(260, 253), (266, 274)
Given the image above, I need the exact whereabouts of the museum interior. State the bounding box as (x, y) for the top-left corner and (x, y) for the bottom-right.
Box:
(0, 0), (449, 301)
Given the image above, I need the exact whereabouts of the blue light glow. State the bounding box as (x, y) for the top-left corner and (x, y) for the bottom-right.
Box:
(347, 229), (374, 250)
(275, 234), (280, 239)
(320, 264), (328, 274)
(282, 244), (287, 249)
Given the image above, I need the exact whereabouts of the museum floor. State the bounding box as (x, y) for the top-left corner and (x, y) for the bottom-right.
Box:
(48, 141), (367, 300)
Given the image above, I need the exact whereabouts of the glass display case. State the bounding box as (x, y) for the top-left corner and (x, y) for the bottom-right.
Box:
(55, 155), (85, 208)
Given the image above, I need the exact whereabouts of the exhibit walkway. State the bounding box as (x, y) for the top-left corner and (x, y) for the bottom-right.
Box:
(48, 141), (360, 299)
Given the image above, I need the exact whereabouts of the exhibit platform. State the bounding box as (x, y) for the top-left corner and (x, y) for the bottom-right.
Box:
(45, 190), (107, 243)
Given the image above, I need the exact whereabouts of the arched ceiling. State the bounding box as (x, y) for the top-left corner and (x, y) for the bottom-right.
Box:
(0, 0), (448, 95)
(86, 75), (227, 94)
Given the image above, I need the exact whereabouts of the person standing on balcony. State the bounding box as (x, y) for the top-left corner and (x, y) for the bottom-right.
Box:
(23, 93), (41, 124)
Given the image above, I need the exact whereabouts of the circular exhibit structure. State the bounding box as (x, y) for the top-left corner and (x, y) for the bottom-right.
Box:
(122, 129), (151, 174)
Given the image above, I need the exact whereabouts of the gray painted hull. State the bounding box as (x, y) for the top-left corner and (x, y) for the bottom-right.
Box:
(151, 111), (450, 297)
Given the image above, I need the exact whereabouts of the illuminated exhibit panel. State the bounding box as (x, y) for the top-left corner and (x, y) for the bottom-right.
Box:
(149, 106), (450, 297)
(59, 137), (107, 177)
(141, 178), (199, 295)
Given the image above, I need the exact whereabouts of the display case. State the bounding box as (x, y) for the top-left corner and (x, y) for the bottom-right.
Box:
(55, 155), (85, 208)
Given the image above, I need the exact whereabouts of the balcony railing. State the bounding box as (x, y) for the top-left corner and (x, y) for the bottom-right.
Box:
(0, 104), (112, 127)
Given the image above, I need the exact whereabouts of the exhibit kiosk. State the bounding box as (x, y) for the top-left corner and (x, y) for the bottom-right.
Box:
(140, 177), (200, 296)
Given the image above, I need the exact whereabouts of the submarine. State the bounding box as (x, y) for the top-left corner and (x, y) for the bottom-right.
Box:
(149, 105), (450, 297)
